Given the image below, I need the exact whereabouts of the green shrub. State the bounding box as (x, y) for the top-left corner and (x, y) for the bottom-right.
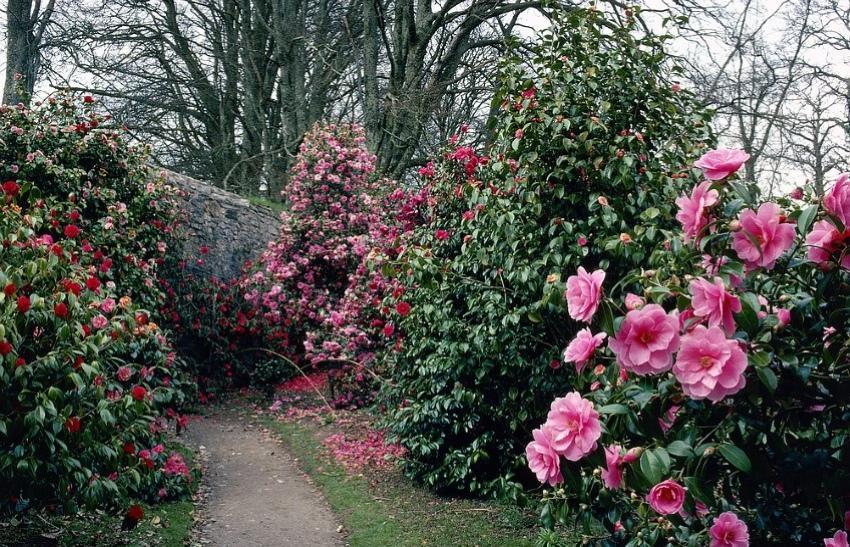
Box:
(382, 9), (713, 495)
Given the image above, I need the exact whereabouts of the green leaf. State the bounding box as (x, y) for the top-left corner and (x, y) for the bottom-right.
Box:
(639, 448), (669, 484)
(717, 444), (752, 472)
(666, 440), (694, 458)
(756, 366), (778, 393)
(598, 404), (630, 415)
(796, 205), (819, 235)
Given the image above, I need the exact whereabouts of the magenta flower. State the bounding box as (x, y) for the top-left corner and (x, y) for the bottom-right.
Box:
(624, 292), (645, 310)
(608, 304), (680, 375)
(91, 314), (109, 330)
(824, 173), (850, 227)
(563, 328), (606, 374)
(601, 445), (625, 489)
(525, 425), (563, 486)
(731, 203), (796, 269)
(565, 267), (605, 323)
(545, 392), (601, 461)
(673, 325), (748, 402)
(646, 479), (686, 515)
(694, 148), (750, 180)
(676, 181), (719, 244)
(709, 512), (750, 547)
(825, 531), (850, 547)
(806, 219), (850, 269)
(689, 277), (741, 334)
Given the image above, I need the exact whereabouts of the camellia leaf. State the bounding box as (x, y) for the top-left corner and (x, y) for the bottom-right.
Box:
(796, 204), (819, 235)
(717, 444), (752, 472)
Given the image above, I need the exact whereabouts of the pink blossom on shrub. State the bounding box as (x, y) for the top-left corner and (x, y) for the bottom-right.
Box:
(673, 325), (748, 402)
(824, 173), (850, 227)
(806, 219), (850, 269)
(608, 304), (679, 375)
(545, 392), (601, 461)
(731, 203), (795, 269)
(525, 425), (563, 486)
(624, 293), (645, 310)
(825, 531), (850, 547)
(565, 267), (605, 323)
(709, 512), (750, 547)
(562, 328), (606, 373)
(693, 148), (750, 180)
(601, 445), (625, 489)
(689, 277), (741, 334)
(676, 181), (719, 244)
(646, 479), (686, 515)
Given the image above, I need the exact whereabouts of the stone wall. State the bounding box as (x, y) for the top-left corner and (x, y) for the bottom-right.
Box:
(159, 169), (281, 280)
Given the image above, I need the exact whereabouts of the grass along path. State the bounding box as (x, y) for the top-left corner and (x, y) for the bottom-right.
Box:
(257, 407), (538, 547)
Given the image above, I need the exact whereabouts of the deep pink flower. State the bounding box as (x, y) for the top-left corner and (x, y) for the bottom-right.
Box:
(826, 531), (850, 547)
(824, 173), (850, 227)
(435, 229), (450, 241)
(525, 426), (563, 486)
(563, 328), (606, 373)
(731, 203), (796, 269)
(91, 314), (109, 330)
(624, 293), (645, 310)
(608, 304), (680, 375)
(545, 392), (601, 461)
(676, 181), (719, 244)
(117, 366), (133, 382)
(776, 308), (791, 327)
(710, 512), (750, 547)
(694, 148), (750, 180)
(806, 220), (850, 269)
(601, 445), (625, 489)
(689, 277), (741, 334)
(673, 325), (748, 402)
(565, 267), (605, 323)
(647, 479), (686, 515)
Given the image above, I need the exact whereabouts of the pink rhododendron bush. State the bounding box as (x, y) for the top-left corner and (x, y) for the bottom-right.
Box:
(526, 153), (850, 545)
(0, 96), (196, 515)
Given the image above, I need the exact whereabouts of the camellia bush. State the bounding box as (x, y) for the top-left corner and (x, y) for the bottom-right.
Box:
(0, 95), (196, 515)
(381, 8), (713, 496)
(525, 151), (850, 546)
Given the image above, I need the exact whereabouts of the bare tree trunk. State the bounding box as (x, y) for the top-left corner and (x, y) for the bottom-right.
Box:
(3, 0), (54, 104)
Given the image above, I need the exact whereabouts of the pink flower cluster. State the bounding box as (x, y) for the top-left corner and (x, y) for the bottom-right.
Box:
(525, 392), (601, 485)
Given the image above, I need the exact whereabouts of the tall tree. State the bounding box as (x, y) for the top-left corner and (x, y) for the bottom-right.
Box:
(2, 0), (56, 104)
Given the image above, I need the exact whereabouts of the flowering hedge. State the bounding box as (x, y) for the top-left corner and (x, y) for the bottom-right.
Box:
(380, 9), (713, 496)
(0, 95), (195, 514)
(525, 152), (850, 545)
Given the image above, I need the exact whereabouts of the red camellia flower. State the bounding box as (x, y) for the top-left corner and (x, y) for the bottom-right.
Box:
(122, 441), (136, 455)
(54, 302), (69, 318)
(126, 504), (144, 522)
(86, 276), (101, 292)
(16, 295), (30, 313)
(0, 340), (13, 356)
(15, 357), (26, 367)
(131, 385), (147, 401)
(3, 282), (16, 296)
(63, 280), (82, 295)
(65, 416), (81, 434)
(63, 225), (81, 239)
(83, 95), (95, 104)
(395, 302), (411, 316)
(2, 180), (20, 197)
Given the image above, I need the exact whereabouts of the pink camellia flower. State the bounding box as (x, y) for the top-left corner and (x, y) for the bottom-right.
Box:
(608, 304), (680, 375)
(776, 308), (791, 328)
(525, 425), (563, 486)
(658, 404), (681, 433)
(694, 148), (750, 180)
(790, 187), (804, 200)
(563, 328), (606, 374)
(601, 445), (625, 489)
(91, 314), (109, 330)
(624, 293), (645, 310)
(676, 181), (719, 244)
(709, 512), (750, 547)
(689, 277), (742, 334)
(824, 173), (850, 227)
(806, 220), (850, 269)
(565, 267), (605, 323)
(545, 392), (601, 461)
(731, 203), (796, 269)
(435, 229), (450, 241)
(673, 325), (748, 402)
(825, 531), (849, 547)
(116, 366), (133, 382)
(647, 479), (686, 515)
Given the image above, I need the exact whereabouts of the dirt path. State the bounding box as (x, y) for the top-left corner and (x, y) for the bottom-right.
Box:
(185, 406), (343, 547)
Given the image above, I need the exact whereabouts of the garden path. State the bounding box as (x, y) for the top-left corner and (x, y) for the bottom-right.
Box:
(186, 405), (343, 546)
